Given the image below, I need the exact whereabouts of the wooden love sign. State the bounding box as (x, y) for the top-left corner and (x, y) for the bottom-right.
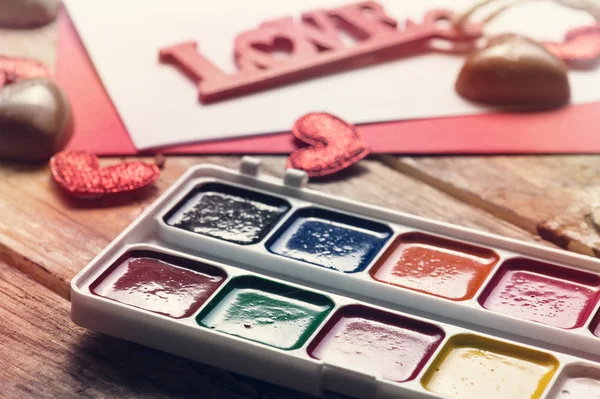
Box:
(159, 1), (483, 103)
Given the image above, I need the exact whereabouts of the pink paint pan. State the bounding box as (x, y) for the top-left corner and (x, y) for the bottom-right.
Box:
(479, 258), (600, 329)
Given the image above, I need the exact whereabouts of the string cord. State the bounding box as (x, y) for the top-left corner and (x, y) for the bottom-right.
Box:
(453, 0), (600, 32)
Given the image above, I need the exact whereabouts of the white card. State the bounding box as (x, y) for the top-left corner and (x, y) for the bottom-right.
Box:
(64, 0), (598, 150)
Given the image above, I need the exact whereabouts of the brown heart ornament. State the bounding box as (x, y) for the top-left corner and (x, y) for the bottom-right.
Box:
(0, 78), (73, 162)
(455, 34), (570, 107)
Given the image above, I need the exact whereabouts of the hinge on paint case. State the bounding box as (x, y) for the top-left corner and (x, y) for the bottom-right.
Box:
(283, 168), (308, 189)
(240, 156), (261, 177)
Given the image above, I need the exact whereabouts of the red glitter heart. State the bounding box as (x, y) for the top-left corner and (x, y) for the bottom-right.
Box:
(0, 56), (51, 88)
(544, 24), (600, 66)
(287, 113), (370, 177)
(50, 150), (160, 199)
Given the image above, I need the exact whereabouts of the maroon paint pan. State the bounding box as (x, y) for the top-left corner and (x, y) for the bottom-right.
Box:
(90, 250), (227, 319)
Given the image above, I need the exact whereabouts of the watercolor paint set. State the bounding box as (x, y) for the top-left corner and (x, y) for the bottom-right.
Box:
(72, 158), (600, 399)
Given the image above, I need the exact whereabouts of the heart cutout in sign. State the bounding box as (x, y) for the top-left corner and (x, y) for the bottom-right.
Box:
(234, 25), (314, 71)
(50, 150), (160, 199)
(287, 112), (370, 177)
(544, 24), (600, 67)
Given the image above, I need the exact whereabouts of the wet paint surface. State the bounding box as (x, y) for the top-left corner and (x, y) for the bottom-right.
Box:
(370, 233), (498, 300)
(268, 208), (392, 273)
(556, 378), (600, 398)
(423, 335), (558, 399)
(91, 256), (226, 318)
(480, 259), (600, 329)
(167, 183), (290, 245)
(197, 276), (333, 350)
(308, 306), (443, 382)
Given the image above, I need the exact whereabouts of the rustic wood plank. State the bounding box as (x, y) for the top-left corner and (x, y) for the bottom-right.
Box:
(0, 259), (315, 399)
(381, 155), (600, 257)
(0, 156), (539, 300)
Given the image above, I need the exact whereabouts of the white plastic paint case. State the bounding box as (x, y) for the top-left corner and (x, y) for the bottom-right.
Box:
(71, 158), (600, 398)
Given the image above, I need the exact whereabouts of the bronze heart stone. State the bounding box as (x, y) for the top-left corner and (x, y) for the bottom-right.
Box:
(0, 78), (73, 162)
(456, 34), (570, 107)
(0, 0), (59, 28)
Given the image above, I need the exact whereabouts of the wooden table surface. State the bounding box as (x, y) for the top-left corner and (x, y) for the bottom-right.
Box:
(3, 15), (600, 399)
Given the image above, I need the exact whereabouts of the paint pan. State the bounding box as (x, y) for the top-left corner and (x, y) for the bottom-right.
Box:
(548, 364), (600, 398)
(197, 275), (334, 350)
(268, 208), (392, 273)
(165, 183), (290, 245)
(90, 250), (226, 319)
(422, 334), (559, 399)
(369, 232), (498, 301)
(307, 305), (444, 382)
(479, 258), (600, 329)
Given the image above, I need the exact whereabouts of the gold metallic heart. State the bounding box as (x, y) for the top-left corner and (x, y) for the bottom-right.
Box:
(0, 78), (73, 162)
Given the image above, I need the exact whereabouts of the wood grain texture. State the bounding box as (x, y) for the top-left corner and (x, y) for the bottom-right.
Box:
(0, 259), (315, 399)
(0, 156), (539, 300)
(382, 155), (600, 257)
